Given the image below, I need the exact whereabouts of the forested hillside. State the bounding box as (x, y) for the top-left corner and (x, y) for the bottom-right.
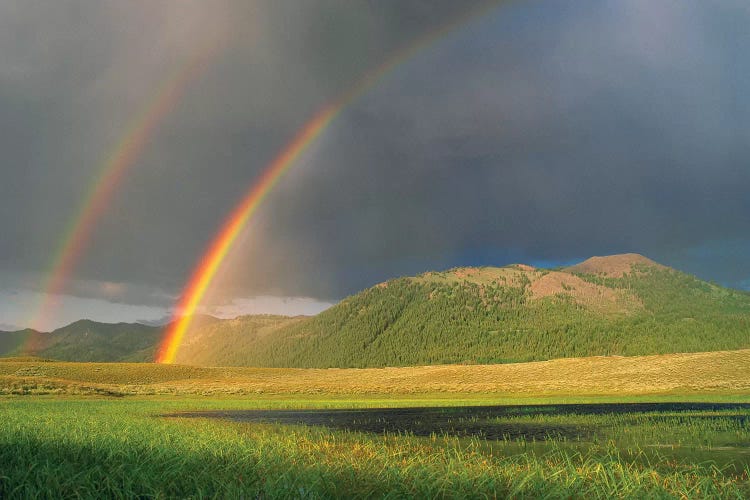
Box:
(9, 320), (162, 362)
(2, 254), (749, 367)
(233, 255), (750, 367)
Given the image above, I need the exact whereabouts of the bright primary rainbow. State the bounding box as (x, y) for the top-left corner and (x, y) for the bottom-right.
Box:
(156, 3), (501, 363)
(25, 40), (222, 343)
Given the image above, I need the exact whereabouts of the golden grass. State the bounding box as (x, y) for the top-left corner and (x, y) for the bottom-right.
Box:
(1, 349), (749, 397)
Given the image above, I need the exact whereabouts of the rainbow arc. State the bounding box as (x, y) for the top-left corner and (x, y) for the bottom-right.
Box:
(156, 3), (501, 363)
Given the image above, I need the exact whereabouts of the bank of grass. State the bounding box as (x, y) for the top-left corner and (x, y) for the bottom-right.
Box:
(1, 348), (749, 396)
(1, 397), (749, 498)
(2, 352), (749, 497)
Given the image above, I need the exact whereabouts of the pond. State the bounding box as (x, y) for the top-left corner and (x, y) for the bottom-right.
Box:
(167, 402), (750, 442)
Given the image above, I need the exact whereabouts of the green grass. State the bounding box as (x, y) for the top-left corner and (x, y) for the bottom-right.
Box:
(1, 396), (749, 498)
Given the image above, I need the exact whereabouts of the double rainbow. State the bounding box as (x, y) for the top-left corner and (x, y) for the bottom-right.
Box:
(156, 2), (500, 363)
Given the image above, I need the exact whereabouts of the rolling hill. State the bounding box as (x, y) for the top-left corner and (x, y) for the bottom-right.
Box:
(11, 320), (162, 362)
(225, 254), (750, 367)
(2, 254), (749, 367)
(0, 329), (34, 356)
(0, 315), (300, 364)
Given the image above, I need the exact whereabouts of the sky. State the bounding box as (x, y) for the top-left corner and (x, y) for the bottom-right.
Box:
(1, 0), (749, 330)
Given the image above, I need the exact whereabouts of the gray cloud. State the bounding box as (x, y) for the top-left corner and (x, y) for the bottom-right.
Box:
(0, 0), (487, 293)
(240, 0), (750, 296)
(1, 0), (750, 328)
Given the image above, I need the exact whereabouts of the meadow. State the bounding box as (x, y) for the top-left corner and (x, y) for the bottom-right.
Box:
(0, 351), (749, 498)
(1, 348), (749, 396)
(1, 396), (750, 498)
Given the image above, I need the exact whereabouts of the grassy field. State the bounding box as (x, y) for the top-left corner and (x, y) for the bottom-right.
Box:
(1, 396), (750, 498)
(1, 351), (749, 498)
(1, 348), (749, 396)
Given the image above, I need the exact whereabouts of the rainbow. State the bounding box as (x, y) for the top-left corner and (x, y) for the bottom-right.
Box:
(25, 40), (222, 342)
(156, 2), (501, 364)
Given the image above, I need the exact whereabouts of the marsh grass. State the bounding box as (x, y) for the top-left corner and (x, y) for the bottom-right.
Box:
(1, 398), (749, 498)
(2, 353), (749, 497)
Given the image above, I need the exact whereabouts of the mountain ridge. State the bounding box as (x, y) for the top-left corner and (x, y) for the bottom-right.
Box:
(2, 254), (749, 367)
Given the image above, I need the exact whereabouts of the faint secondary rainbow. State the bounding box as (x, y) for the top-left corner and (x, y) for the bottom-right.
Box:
(25, 40), (222, 341)
(156, 2), (501, 364)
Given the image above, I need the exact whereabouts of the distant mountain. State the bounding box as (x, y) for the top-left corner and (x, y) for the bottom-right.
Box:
(16, 320), (162, 362)
(0, 315), (299, 364)
(2, 254), (749, 367)
(0, 329), (36, 356)
(136, 317), (172, 327)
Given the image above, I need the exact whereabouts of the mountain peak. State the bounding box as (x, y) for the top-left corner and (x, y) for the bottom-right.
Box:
(565, 253), (666, 277)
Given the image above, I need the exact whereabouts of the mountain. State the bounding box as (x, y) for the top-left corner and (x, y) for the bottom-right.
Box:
(0, 315), (299, 364)
(14, 320), (162, 362)
(229, 254), (750, 368)
(2, 254), (749, 367)
(0, 329), (36, 356)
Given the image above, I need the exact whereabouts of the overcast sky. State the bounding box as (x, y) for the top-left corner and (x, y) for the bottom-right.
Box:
(2, 0), (749, 330)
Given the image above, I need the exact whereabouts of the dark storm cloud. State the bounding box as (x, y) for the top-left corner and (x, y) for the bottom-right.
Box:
(0, 0), (489, 305)
(1, 0), (750, 319)
(240, 0), (750, 297)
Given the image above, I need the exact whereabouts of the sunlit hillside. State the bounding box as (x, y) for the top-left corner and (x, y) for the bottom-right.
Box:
(3, 254), (749, 368)
(233, 255), (750, 367)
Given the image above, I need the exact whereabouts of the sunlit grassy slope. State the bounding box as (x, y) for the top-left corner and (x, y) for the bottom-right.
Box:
(1, 348), (748, 396)
(171, 315), (307, 365)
